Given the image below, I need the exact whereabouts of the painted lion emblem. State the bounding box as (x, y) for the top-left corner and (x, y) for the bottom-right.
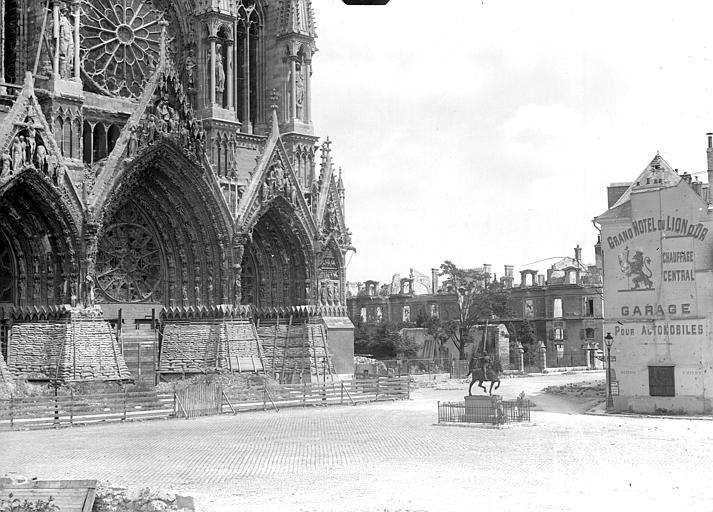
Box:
(618, 246), (653, 289)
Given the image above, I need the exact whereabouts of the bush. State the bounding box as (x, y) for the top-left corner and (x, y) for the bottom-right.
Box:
(0, 494), (59, 512)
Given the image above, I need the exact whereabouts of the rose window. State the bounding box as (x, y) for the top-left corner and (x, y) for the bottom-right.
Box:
(96, 221), (162, 303)
(81, 0), (164, 99)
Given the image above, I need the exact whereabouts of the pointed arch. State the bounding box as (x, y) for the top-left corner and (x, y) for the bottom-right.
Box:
(95, 139), (233, 307)
(0, 172), (82, 307)
(241, 196), (314, 308)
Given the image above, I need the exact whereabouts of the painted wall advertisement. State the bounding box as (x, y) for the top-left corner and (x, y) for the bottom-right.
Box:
(602, 208), (712, 373)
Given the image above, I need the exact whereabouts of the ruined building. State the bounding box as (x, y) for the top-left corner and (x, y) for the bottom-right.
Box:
(0, 0), (355, 382)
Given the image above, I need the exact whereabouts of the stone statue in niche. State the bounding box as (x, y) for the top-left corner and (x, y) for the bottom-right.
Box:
(84, 274), (95, 307)
(233, 271), (241, 305)
(57, 4), (75, 79)
(207, 275), (214, 306)
(194, 277), (201, 306)
(319, 280), (328, 304)
(35, 145), (48, 174)
(295, 65), (305, 118)
(127, 125), (138, 157)
(182, 282), (188, 305)
(26, 122), (37, 163)
(12, 136), (25, 171)
(327, 281), (336, 304)
(215, 44), (225, 104)
(1, 152), (11, 178)
(184, 47), (197, 89)
(70, 280), (77, 307)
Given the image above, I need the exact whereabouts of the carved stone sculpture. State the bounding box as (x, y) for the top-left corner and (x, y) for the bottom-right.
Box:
(12, 136), (24, 171)
(185, 48), (197, 89)
(35, 145), (48, 174)
(1, 152), (11, 178)
(57, 5), (75, 79)
(127, 125), (138, 157)
(215, 45), (225, 104)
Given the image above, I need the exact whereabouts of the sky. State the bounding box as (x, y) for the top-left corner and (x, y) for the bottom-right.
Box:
(309, 0), (713, 284)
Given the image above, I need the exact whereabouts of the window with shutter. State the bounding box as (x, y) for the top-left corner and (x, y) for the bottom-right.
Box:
(648, 366), (675, 397)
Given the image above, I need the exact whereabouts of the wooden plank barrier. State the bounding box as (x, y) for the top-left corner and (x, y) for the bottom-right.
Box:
(0, 377), (409, 430)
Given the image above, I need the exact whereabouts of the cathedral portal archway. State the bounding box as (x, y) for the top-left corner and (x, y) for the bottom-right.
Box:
(96, 145), (232, 307)
(241, 199), (312, 308)
(0, 173), (81, 307)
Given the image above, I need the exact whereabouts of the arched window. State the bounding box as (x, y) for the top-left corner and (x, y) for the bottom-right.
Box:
(216, 26), (230, 109)
(63, 117), (72, 158)
(3, 0), (18, 84)
(83, 120), (93, 163)
(236, 9), (261, 131)
(54, 117), (64, 156)
(93, 123), (107, 162)
(73, 118), (81, 159)
(107, 125), (121, 155)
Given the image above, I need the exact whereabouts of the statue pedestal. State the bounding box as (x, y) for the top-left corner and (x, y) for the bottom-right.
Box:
(48, 77), (84, 98)
(464, 394), (503, 424)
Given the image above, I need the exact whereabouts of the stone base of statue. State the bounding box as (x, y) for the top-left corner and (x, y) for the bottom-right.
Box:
(48, 76), (84, 98)
(199, 104), (235, 122)
(464, 394), (504, 424)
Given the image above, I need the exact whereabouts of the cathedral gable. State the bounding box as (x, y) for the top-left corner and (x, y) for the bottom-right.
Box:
(90, 61), (209, 211)
(0, 73), (82, 226)
(237, 111), (317, 238)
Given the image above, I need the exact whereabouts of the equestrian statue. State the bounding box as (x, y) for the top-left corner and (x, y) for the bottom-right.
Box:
(466, 353), (502, 395)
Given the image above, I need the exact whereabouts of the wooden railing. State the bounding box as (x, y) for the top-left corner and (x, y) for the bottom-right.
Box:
(0, 389), (174, 430)
(0, 376), (410, 430)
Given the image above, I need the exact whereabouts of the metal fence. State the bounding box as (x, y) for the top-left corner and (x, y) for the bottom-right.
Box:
(437, 398), (532, 425)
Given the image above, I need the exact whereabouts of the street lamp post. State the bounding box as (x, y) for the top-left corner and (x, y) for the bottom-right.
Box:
(604, 332), (614, 411)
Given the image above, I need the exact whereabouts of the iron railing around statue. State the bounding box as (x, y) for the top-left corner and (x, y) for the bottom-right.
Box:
(437, 397), (532, 425)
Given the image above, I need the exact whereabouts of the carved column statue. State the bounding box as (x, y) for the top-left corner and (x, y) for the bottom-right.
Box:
(289, 54), (298, 121)
(82, 220), (100, 308)
(295, 64), (304, 120)
(231, 234), (248, 305)
(54, 1), (75, 80)
(215, 44), (225, 106)
(185, 47), (197, 90)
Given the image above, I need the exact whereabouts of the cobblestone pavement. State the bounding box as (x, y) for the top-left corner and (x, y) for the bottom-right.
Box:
(3, 372), (713, 511)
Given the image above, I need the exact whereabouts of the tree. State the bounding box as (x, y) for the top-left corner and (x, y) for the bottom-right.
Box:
(353, 321), (417, 359)
(517, 319), (537, 348)
(439, 260), (511, 360)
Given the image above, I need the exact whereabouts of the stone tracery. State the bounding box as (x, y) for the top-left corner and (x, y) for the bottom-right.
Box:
(81, 0), (166, 98)
(96, 205), (162, 303)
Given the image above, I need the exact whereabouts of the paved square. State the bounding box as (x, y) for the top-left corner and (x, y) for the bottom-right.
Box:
(3, 372), (712, 511)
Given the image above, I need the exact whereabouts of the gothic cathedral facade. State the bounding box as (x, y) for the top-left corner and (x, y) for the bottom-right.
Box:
(0, 0), (355, 377)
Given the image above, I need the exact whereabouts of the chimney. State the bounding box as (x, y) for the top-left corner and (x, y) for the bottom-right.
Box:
(536, 274), (545, 287)
(519, 270), (528, 288)
(682, 172), (692, 184)
(431, 268), (439, 294)
(693, 176), (703, 197)
(594, 236), (603, 270)
(574, 245), (582, 263)
(503, 265), (514, 289)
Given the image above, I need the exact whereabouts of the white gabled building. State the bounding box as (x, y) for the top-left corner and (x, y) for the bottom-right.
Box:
(595, 149), (713, 414)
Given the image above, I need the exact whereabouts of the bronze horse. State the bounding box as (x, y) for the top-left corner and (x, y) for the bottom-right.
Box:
(466, 355), (502, 395)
